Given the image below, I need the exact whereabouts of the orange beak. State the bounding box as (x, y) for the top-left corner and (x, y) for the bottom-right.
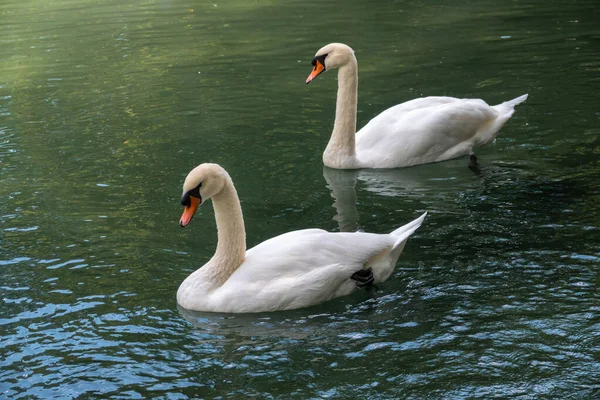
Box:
(180, 197), (201, 227)
(306, 60), (325, 84)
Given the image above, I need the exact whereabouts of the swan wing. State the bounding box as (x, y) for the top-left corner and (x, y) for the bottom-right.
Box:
(209, 229), (397, 312)
(356, 96), (499, 167)
(235, 229), (396, 281)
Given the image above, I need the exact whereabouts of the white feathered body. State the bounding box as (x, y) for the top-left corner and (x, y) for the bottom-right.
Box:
(349, 94), (529, 169)
(177, 212), (426, 313)
(311, 42), (528, 170)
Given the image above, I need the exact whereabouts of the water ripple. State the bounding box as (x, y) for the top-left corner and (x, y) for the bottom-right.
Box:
(1, 0), (599, 398)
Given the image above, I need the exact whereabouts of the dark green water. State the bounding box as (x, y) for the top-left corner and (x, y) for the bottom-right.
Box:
(1, 0), (599, 398)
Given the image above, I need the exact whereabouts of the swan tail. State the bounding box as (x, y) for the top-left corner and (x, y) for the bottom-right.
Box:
(478, 94), (528, 143)
(369, 212), (426, 284)
(503, 93), (529, 107)
(390, 212), (427, 249)
(493, 93), (529, 116)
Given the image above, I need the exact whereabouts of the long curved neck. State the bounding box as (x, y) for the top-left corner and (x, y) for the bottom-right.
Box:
(324, 58), (358, 168)
(205, 179), (246, 286)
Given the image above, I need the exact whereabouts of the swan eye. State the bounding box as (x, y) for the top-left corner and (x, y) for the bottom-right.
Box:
(189, 183), (201, 197)
(311, 54), (328, 70)
(181, 183), (202, 206)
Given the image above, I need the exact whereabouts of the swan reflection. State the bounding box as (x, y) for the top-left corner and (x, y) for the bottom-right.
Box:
(177, 297), (378, 341)
(323, 162), (477, 231)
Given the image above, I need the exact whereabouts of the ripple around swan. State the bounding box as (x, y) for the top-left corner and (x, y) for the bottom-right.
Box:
(1, 265), (599, 398)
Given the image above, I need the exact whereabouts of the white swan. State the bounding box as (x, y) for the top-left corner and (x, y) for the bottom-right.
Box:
(306, 43), (529, 169)
(176, 163), (427, 313)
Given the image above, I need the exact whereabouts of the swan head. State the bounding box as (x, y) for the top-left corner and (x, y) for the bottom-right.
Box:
(306, 43), (355, 84)
(179, 163), (229, 227)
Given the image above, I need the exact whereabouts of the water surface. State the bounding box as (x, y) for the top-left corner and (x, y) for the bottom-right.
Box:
(1, 0), (599, 398)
